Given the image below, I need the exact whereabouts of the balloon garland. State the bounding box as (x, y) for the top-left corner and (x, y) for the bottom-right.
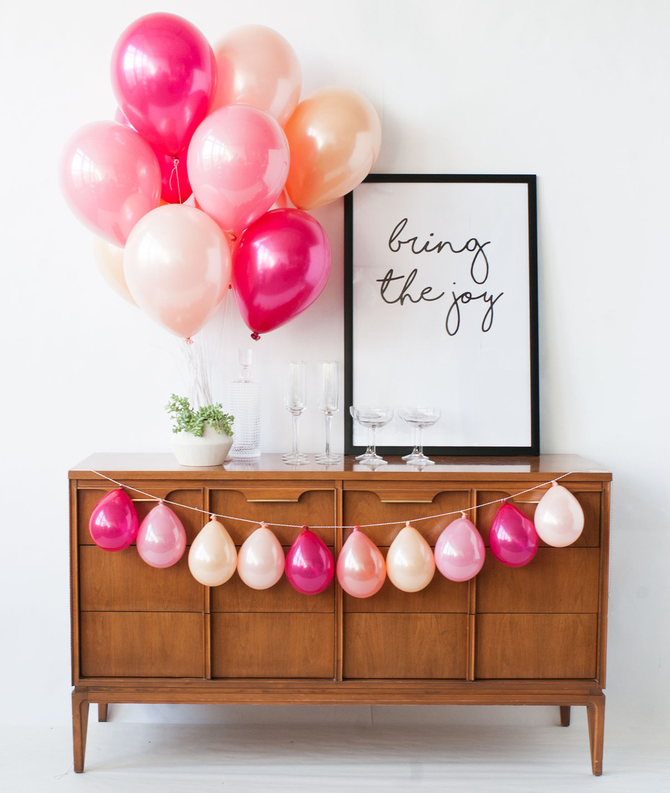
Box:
(87, 473), (585, 597)
(60, 13), (382, 342)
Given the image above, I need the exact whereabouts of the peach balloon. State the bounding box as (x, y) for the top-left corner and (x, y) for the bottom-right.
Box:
(92, 237), (136, 306)
(237, 523), (285, 590)
(284, 87), (382, 210)
(337, 527), (386, 599)
(124, 204), (231, 339)
(212, 25), (302, 127)
(534, 482), (585, 547)
(386, 522), (435, 593)
(188, 517), (237, 587)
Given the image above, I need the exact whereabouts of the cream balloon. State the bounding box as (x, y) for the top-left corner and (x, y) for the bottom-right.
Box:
(92, 237), (137, 306)
(188, 517), (237, 587)
(124, 204), (231, 340)
(237, 523), (285, 590)
(212, 25), (302, 127)
(534, 482), (585, 547)
(386, 522), (435, 593)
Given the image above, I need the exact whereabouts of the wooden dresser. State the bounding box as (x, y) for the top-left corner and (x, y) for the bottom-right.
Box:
(69, 453), (610, 774)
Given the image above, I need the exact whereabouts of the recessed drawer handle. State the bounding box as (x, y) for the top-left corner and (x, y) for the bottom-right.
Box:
(246, 498), (300, 503)
(511, 495), (543, 504)
(380, 499), (434, 504)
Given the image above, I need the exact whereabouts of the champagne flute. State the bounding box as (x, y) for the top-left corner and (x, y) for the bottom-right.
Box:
(283, 361), (309, 465)
(350, 406), (393, 465)
(397, 406), (441, 466)
(315, 361), (341, 464)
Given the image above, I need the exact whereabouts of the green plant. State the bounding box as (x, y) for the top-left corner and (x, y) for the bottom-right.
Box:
(165, 394), (234, 437)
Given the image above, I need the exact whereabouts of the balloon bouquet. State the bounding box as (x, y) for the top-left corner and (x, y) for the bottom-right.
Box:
(60, 14), (382, 342)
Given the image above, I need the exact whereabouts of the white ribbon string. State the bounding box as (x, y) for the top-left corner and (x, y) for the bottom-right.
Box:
(86, 469), (576, 530)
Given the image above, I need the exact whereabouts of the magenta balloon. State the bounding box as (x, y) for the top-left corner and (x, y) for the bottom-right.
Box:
(89, 489), (139, 551)
(434, 517), (485, 582)
(136, 504), (187, 568)
(111, 13), (217, 157)
(489, 503), (538, 568)
(233, 208), (331, 338)
(60, 121), (161, 246)
(187, 105), (290, 233)
(285, 528), (334, 595)
(115, 108), (192, 203)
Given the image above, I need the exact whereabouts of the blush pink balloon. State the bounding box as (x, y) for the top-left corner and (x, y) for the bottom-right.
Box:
(136, 503), (187, 568)
(233, 208), (331, 339)
(111, 13), (217, 157)
(337, 527), (386, 599)
(285, 528), (334, 595)
(434, 517), (485, 582)
(212, 25), (302, 126)
(489, 503), (538, 568)
(187, 105), (290, 233)
(237, 524), (285, 590)
(534, 482), (585, 547)
(88, 489), (138, 551)
(124, 204), (231, 339)
(115, 108), (192, 204)
(60, 121), (161, 246)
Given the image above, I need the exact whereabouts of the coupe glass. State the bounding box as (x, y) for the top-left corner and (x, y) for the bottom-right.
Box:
(283, 361), (309, 465)
(397, 406), (442, 466)
(350, 406), (393, 465)
(315, 361), (341, 464)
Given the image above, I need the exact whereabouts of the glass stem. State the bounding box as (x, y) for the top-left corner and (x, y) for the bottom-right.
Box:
(417, 426), (424, 456)
(324, 413), (332, 458)
(371, 426), (377, 456)
(291, 412), (301, 457)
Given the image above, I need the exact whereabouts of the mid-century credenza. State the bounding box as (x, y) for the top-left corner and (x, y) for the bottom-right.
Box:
(69, 453), (610, 774)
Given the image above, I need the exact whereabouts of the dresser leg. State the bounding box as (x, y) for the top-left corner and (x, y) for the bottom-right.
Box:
(586, 695), (605, 776)
(72, 691), (90, 773)
(98, 703), (109, 722)
(560, 706), (571, 726)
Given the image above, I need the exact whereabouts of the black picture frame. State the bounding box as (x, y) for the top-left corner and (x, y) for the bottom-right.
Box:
(344, 174), (539, 457)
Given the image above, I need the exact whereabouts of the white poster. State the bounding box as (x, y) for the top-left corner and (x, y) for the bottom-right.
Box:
(345, 176), (538, 454)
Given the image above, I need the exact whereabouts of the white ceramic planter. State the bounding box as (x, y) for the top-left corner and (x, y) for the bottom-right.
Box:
(170, 425), (233, 467)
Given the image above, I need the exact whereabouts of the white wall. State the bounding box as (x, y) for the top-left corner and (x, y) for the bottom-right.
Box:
(1, 0), (669, 737)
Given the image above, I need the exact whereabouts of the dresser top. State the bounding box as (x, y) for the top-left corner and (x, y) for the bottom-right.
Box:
(69, 453), (611, 482)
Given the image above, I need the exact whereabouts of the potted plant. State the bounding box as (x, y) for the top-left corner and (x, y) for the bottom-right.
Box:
(166, 394), (234, 467)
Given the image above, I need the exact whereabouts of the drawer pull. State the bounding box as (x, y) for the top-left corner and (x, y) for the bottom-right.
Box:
(380, 499), (434, 504)
(246, 498), (300, 503)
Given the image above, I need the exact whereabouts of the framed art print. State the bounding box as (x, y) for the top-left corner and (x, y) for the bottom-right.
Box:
(344, 174), (539, 456)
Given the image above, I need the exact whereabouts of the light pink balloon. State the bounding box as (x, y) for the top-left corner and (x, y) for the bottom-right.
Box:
(136, 503), (187, 568)
(60, 121), (161, 246)
(187, 105), (290, 233)
(434, 517), (486, 582)
(534, 483), (585, 547)
(212, 25), (302, 127)
(237, 524), (285, 590)
(337, 527), (386, 599)
(124, 204), (231, 339)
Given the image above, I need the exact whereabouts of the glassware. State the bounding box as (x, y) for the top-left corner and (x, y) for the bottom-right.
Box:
(283, 361), (309, 465)
(350, 406), (393, 465)
(315, 361), (341, 464)
(229, 348), (261, 459)
(396, 406), (442, 466)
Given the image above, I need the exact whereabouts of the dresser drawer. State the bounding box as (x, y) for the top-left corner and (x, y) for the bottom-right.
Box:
(209, 486), (336, 546)
(343, 613), (468, 679)
(79, 545), (202, 611)
(80, 612), (204, 678)
(212, 613), (335, 678)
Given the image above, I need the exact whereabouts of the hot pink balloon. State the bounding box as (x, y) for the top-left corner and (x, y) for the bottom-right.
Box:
(337, 527), (386, 599)
(233, 208), (331, 339)
(60, 121), (161, 246)
(124, 204), (231, 339)
(111, 13), (217, 157)
(187, 105), (290, 233)
(88, 489), (138, 551)
(285, 528), (334, 595)
(115, 108), (192, 204)
(136, 503), (187, 568)
(434, 516), (485, 582)
(489, 503), (538, 568)
(534, 482), (585, 547)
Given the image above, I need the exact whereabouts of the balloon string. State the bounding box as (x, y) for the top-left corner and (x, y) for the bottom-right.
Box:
(86, 469), (577, 530)
(169, 158), (182, 204)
